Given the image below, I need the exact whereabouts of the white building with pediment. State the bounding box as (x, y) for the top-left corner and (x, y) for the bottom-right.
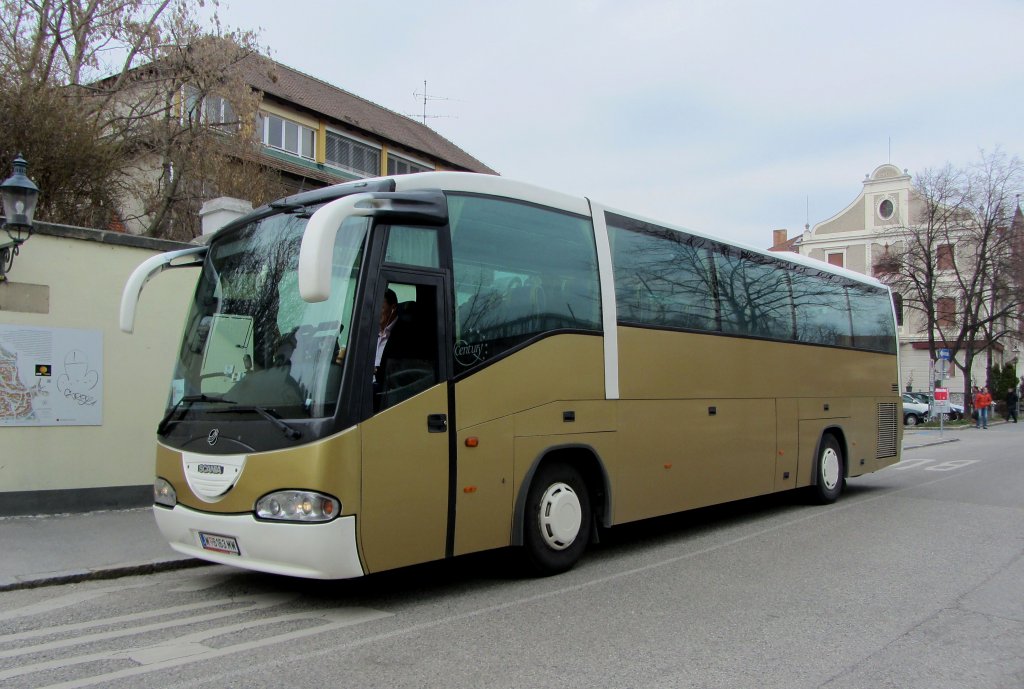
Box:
(795, 163), (1018, 402)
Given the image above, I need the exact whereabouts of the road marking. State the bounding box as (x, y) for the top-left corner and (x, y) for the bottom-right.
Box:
(925, 459), (979, 472)
(890, 458), (935, 470)
(888, 458), (980, 472)
(0, 594), (294, 659)
(12, 607), (391, 689)
(0, 583), (149, 623)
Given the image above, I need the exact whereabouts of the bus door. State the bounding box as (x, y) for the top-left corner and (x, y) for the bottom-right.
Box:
(358, 271), (452, 573)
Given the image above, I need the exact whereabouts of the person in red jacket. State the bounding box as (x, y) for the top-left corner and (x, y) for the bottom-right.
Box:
(974, 386), (993, 429)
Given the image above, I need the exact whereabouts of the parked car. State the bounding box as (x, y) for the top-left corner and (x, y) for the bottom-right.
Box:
(906, 391), (964, 420)
(901, 394), (930, 426)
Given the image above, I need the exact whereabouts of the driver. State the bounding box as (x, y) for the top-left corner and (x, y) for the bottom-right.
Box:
(374, 289), (398, 386)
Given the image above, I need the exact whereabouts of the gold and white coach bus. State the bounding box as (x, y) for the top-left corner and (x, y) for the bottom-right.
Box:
(121, 172), (902, 579)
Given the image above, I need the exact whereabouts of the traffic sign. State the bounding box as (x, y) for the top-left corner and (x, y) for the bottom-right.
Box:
(939, 348), (951, 360)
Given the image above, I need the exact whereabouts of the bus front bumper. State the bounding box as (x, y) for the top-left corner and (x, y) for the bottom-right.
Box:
(154, 505), (365, 580)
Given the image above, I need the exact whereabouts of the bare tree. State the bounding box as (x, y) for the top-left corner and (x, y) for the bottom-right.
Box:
(880, 150), (1023, 408)
(0, 0), (285, 238)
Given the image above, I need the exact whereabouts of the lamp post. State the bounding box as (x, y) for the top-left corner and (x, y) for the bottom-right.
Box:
(0, 155), (40, 281)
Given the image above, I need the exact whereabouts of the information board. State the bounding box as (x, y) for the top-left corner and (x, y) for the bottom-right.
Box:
(0, 325), (103, 426)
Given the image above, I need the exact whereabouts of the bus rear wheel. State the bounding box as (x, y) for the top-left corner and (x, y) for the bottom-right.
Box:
(809, 435), (844, 504)
(522, 463), (592, 576)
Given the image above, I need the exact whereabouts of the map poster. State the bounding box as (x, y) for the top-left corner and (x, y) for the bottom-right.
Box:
(0, 325), (103, 426)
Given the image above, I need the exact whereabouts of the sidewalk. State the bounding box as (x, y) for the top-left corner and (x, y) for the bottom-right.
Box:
(902, 416), (1015, 449)
(0, 507), (205, 592)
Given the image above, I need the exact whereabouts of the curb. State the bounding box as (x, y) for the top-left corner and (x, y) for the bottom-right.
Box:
(0, 557), (212, 593)
(903, 437), (960, 450)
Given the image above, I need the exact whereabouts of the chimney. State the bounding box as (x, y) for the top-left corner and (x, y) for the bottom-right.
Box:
(773, 229), (788, 247)
(199, 197), (254, 236)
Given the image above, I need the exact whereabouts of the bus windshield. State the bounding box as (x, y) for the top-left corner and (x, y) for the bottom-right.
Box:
(168, 211), (369, 422)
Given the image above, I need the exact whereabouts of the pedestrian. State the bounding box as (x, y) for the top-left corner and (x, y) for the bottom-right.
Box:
(973, 386), (993, 429)
(1008, 386), (1019, 423)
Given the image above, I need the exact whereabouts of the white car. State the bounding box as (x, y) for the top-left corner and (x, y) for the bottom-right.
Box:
(901, 394), (930, 426)
(906, 392), (964, 420)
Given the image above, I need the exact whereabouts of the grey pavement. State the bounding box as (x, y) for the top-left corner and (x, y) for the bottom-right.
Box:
(0, 507), (205, 592)
(0, 419), (1009, 592)
(902, 415), (1015, 449)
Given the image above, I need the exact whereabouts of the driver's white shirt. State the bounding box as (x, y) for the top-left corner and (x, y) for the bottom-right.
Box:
(374, 318), (397, 368)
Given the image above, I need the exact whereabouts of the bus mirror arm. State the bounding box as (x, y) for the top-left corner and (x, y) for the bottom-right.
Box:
(119, 246), (207, 333)
(299, 191), (448, 303)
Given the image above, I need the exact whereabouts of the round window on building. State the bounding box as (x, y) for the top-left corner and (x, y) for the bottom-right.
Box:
(879, 199), (894, 219)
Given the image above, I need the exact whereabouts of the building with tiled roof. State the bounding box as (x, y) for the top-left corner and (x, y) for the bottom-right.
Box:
(237, 55), (495, 193)
(768, 229), (801, 253)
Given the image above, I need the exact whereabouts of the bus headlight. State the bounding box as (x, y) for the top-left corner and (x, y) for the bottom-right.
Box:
(255, 490), (340, 522)
(154, 478), (177, 507)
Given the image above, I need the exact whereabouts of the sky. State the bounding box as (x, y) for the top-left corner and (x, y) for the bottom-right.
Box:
(203, 0), (1024, 249)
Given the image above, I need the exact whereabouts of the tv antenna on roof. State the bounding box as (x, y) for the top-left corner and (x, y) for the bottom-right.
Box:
(412, 81), (459, 124)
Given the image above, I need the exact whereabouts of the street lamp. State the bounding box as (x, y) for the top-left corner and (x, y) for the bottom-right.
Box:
(0, 155), (40, 281)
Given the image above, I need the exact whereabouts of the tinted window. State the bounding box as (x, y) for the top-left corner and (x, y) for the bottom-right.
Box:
(791, 272), (853, 347)
(607, 218), (717, 331)
(450, 195), (601, 374)
(606, 212), (895, 354)
(385, 226), (440, 268)
(714, 250), (794, 340)
(848, 284), (897, 353)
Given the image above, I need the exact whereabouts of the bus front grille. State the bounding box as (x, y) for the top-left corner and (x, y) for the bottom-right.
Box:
(876, 402), (898, 458)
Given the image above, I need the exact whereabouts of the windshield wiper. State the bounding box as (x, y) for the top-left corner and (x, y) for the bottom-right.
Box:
(214, 405), (302, 440)
(157, 394), (236, 436)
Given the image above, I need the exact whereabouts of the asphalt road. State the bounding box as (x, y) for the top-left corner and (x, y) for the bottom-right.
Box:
(1, 425), (1022, 689)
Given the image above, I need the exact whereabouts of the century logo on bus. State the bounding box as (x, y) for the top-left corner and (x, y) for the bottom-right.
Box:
(454, 340), (487, 367)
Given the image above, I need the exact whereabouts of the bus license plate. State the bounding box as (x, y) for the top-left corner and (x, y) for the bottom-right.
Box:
(199, 532), (240, 556)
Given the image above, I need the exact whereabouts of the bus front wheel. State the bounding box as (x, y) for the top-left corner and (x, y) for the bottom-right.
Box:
(522, 463), (592, 576)
(809, 435), (844, 504)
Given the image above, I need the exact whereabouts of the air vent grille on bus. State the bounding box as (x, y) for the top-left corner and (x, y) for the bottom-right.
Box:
(891, 383), (899, 392)
(877, 402), (898, 458)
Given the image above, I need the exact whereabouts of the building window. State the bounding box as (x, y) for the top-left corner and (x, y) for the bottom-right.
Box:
(387, 153), (432, 176)
(325, 131), (380, 177)
(936, 297), (956, 327)
(873, 245), (900, 276)
(182, 88), (236, 129)
(204, 95), (236, 127)
(258, 113), (315, 160)
(827, 252), (844, 268)
(937, 243), (955, 270)
(879, 199), (894, 219)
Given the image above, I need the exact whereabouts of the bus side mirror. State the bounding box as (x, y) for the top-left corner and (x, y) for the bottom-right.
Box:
(299, 191), (447, 303)
(120, 246), (206, 333)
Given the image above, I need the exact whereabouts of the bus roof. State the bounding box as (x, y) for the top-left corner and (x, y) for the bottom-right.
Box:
(214, 171), (887, 292)
(391, 172), (889, 291)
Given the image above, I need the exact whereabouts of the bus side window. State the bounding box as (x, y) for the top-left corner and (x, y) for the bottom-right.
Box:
(449, 194), (601, 375)
(375, 284), (440, 412)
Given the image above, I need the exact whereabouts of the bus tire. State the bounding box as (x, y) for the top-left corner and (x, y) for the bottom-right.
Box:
(809, 434), (844, 504)
(522, 463), (592, 576)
